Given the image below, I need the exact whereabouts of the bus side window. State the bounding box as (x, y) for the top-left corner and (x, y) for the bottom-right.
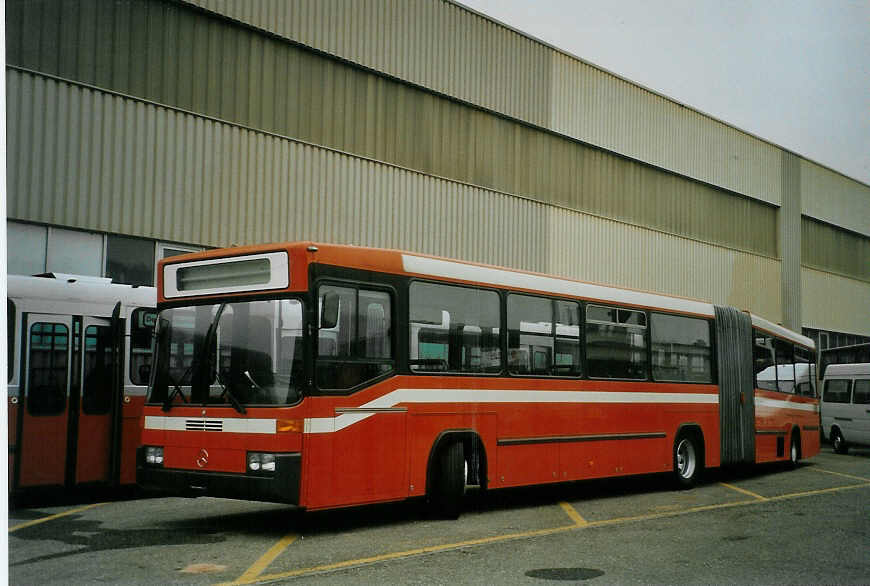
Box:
(316, 285), (394, 390)
(774, 339), (796, 394)
(130, 308), (157, 385)
(409, 282), (501, 374)
(753, 332), (777, 391)
(28, 323), (69, 416)
(585, 305), (647, 380)
(794, 345), (816, 397)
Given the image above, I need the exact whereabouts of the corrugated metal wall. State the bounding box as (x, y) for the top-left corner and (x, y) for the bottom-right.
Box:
(800, 160), (870, 237)
(6, 68), (784, 319)
(182, 0), (788, 207)
(801, 218), (870, 282)
(779, 152), (801, 331)
(4, 0), (779, 258)
(802, 268), (870, 335)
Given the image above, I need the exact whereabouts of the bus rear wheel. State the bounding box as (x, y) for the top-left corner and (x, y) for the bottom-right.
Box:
(673, 432), (701, 488)
(787, 432), (800, 469)
(429, 440), (465, 519)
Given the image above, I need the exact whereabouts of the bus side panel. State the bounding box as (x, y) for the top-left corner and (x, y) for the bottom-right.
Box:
(75, 411), (112, 484)
(497, 404), (562, 487)
(8, 400), (18, 491)
(406, 411), (497, 495)
(303, 412), (410, 510)
(18, 413), (69, 487)
(754, 390), (819, 463)
(118, 396), (146, 485)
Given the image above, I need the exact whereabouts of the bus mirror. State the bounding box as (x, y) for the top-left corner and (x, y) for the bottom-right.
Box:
(321, 291), (339, 329)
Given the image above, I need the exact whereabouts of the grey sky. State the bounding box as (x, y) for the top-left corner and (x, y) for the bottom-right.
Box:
(459, 0), (870, 186)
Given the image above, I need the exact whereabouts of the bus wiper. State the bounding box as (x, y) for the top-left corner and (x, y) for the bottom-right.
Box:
(215, 370), (247, 414)
(162, 371), (190, 412)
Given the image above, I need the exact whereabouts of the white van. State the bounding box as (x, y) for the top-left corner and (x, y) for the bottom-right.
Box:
(820, 363), (870, 453)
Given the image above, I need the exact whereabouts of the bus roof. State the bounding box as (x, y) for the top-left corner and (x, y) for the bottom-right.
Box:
(159, 241), (813, 349)
(8, 274), (156, 310)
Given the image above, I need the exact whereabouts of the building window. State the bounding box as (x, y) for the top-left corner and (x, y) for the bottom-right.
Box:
(7, 221), (47, 275)
(106, 235), (155, 286)
(46, 227), (103, 276)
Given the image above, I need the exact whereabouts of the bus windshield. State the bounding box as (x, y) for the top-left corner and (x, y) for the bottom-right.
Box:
(148, 298), (304, 409)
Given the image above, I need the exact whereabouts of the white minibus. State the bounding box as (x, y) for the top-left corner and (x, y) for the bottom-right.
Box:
(820, 363), (870, 453)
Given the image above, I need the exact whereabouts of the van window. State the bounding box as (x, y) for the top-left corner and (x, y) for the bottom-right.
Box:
(854, 380), (870, 404)
(823, 379), (851, 404)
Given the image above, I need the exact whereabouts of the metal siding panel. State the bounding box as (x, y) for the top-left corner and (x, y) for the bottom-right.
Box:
(802, 268), (870, 336)
(9, 0), (796, 258)
(176, 0), (794, 206)
(8, 68), (787, 323)
(801, 159), (870, 238)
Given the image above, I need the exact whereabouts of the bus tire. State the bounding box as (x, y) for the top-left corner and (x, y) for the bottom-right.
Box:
(788, 431), (800, 469)
(673, 431), (701, 489)
(430, 440), (465, 519)
(831, 427), (849, 454)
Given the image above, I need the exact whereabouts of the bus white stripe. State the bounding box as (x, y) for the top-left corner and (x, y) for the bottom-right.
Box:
(755, 397), (819, 413)
(305, 389), (720, 434)
(144, 416), (277, 434)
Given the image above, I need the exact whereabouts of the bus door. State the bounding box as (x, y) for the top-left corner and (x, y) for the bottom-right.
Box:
(75, 316), (117, 484)
(18, 314), (73, 488)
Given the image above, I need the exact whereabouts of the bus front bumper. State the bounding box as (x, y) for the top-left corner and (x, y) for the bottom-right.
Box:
(136, 449), (301, 505)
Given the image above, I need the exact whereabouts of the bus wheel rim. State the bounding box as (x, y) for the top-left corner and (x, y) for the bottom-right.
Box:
(677, 439), (695, 478)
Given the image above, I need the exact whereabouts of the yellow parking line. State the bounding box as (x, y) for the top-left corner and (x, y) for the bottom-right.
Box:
(719, 482), (767, 501)
(813, 467), (870, 483)
(559, 502), (588, 526)
(222, 533), (299, 585)
(8, 502), (106, 533)
(252, 524), (578, 584)
(239, 481), (870, 584)
(764, 482), (870, 502)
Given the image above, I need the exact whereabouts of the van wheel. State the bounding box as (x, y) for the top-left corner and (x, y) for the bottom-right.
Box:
(429, 440), (465, 519)
(673, 432), (701, 488)
(831, 428), (849, 454)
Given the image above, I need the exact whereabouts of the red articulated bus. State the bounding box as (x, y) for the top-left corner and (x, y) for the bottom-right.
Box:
(8, 274), (156, 495)
(138, 242), (819, 516)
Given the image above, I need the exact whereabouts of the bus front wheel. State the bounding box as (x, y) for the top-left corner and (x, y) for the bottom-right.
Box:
(429, 440), (465, 519)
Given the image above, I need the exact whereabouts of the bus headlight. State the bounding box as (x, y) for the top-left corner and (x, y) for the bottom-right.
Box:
(145, 446), (164, 466)
(247, 452), (276, 473)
